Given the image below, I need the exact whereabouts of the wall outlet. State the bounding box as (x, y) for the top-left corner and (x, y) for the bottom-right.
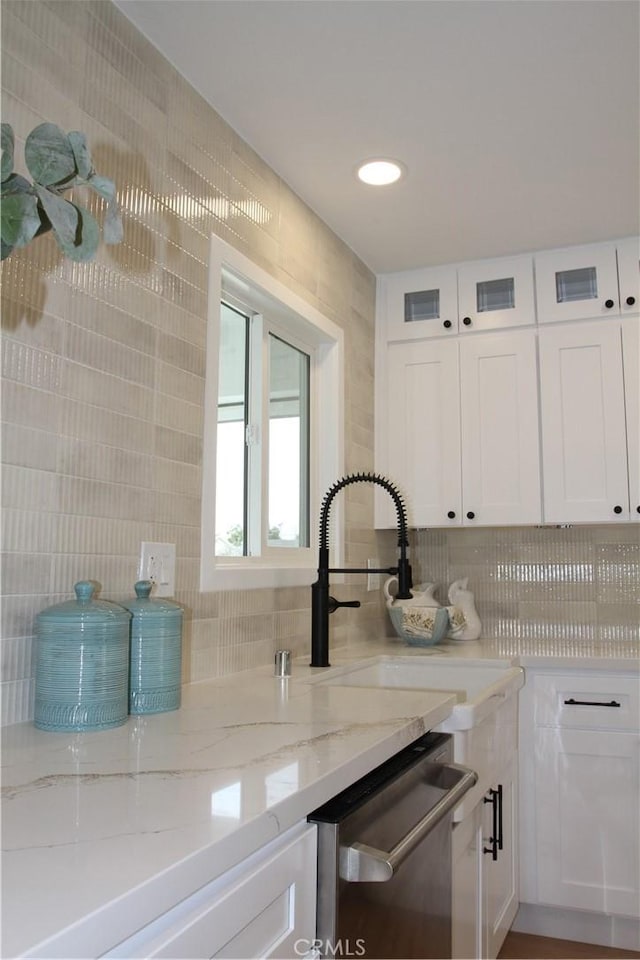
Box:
(139, 542), (176, 597)
(367, 558), (383, 592)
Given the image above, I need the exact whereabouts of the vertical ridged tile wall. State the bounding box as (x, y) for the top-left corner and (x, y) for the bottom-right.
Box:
(0, 0), (382, 725)
(403, 524), (639, 651)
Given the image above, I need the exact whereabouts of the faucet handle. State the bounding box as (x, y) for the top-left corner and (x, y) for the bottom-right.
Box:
(328, 596), (361, 614)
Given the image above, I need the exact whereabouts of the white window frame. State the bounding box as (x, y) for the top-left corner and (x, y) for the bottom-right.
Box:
(201, 236), (345, 591)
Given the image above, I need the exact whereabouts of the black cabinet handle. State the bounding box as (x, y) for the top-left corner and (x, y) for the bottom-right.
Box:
(483, 788), (500, 861)
(637, 506), (640, 514)
(564, 698), (621, 708)
(447, 511), (456, 519)
(604, 299), (615, 309)
(613, 505), (623, 514)
(626, 296), (636, 306)
(462, 316), (472, 326)
(443, 319), (452, 329)
(466, 511), (475, 520)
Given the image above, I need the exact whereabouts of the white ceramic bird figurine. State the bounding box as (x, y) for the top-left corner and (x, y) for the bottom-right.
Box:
(447, 578), (482, 640)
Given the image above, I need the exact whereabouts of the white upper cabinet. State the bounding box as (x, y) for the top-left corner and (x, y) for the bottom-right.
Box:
(379, 265), (459, 341)
(623, 317), (640, 517)
(460, 331), (541, 525)
(535, 240), (631, 324)
(378, 254), (535, 342)
(617, 236), (640, 315)
(538, 321), (630, 522)
(378, 332), (541, 528)
(457, 255), (536, 333)
(382, 338), (461, 527)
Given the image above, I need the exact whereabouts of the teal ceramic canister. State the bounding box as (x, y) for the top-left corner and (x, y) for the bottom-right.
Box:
(125, 581), (183, 715)
(34, 581), (131, 732)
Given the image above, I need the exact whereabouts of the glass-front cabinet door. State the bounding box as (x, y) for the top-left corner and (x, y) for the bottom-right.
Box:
(617, 236), (640, 315)
(535, 241), (620, 323)
(457, 255), (535, 332)
(379, 264), (458, 341)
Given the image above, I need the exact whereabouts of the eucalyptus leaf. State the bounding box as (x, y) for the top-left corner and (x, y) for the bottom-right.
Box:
(103, 200), (124, 245)
(87, 173), (123, 244)
(1, 173), (33, 197)
(35, 184), (80, 249)
(3, 119), (122, 261)
(25, 123), (77, 186)
(1, 123), (14, 181)
(0, 192), (42, 247)
(68, 131), (93, 180)
(86, 173), (117, 202)
(1, 238), (15, 261)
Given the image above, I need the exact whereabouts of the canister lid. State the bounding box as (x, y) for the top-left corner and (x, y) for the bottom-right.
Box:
(36, 581), (131, 624)
(124, 580), (183, 618)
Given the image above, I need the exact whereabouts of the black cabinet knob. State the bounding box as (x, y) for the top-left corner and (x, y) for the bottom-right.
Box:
(462, 317), (472, 326)
(626, 296), (636, 306)
(447, 511), (456, 519)
(613, 505), (623, 514)
(443, 319), (452, 329)
(466, 511), (475, 520)
(637, 505), (640, 514)
(604, 299), (615, 309)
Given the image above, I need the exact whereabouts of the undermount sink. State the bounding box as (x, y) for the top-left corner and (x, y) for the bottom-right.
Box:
(311, 656), (524, 730)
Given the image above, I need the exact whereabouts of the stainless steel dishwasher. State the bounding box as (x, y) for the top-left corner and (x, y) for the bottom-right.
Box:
(308, 732), (476, 959)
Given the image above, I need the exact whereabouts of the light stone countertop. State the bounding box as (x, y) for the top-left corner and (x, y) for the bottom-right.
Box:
(2, 636), (638, 958)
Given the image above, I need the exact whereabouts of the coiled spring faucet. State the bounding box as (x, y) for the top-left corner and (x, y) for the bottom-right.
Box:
(310, 472), (413, 667)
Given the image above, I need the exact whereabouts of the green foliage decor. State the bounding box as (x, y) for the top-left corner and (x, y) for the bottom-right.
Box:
(1, 122), (123, 262)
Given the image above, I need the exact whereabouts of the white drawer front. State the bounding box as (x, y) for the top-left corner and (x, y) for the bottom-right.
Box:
(532, 673), (639, 731)
(104, 823), (317, 960)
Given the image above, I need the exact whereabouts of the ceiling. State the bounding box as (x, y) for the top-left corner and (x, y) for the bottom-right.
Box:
(114, 0), (640, 275)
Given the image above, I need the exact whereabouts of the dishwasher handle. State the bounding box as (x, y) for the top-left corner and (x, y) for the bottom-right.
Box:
(339, 762), (477, 883)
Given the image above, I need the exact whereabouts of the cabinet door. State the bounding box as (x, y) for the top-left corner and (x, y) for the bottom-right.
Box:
(622, 317), (640, 517)
(483, 754), (519, 960)
(386, 339), (462, 526)
(535, 242), (620, 323)
(457, 255), (535, 332)
(617, 237), (640, 316)
(539, 321), (630, 522)
(379, 265), (459, 341)
(534, 728), (640, 917)
(460, 331), (541, 525)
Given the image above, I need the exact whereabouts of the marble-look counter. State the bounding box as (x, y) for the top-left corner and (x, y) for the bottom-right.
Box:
(2, 637), (638, 958)
(1, 655), (457, 959)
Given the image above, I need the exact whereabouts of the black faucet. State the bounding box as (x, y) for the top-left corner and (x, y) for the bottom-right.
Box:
(310, 472), (413, 667)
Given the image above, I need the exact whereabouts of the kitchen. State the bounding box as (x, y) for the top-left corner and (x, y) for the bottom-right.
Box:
(1, 1), (638, 958)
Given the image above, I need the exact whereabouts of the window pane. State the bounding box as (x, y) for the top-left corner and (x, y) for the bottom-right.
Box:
(476, 277), (515, 312)
(555, 266), (598, 304)
(268, 334), (310, 548)
(405, 288), (440, 322)
(215, 303), (248, 556)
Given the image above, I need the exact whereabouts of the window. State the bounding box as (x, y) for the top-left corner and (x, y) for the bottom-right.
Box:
(214, 304), (310, 556)
(201, 236), (344, 591)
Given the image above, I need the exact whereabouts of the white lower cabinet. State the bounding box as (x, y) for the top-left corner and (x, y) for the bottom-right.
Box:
(451, 700), (519, 960)
(483, 752), (519, 960)
(103, 823), (317, 959)
(519, 670), (640, 927)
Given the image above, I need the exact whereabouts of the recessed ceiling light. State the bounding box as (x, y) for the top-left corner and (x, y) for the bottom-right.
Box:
(357, 159), (405, 186)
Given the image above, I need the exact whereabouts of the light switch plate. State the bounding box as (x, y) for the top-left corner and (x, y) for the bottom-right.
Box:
(139, 542), (176, 597)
